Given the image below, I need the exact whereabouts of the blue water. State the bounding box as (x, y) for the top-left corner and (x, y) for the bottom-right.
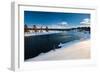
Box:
(24, 31), (90, 60)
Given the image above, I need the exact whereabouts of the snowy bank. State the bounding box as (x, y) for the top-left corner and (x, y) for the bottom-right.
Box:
(24, 31), (62, 37)
(26, 40), (90, 61)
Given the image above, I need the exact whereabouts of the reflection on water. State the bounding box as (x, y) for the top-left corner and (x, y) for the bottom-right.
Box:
(24, 31), (90, 60)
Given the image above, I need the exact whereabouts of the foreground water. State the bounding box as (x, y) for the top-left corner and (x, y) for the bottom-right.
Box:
(24, 31), (90, 60)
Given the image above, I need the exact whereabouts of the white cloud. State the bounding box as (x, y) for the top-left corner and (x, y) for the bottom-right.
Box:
(48, 21), (69, 29)
(59, 21), (68, 26)
(80, 18), (90, 25)
(27, 21), (69, 29)
(60, 21), (68, 25)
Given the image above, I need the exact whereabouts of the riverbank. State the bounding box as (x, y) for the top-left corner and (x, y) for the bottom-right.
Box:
(24, 31), (62, 37)
(26, 40), (90, 61)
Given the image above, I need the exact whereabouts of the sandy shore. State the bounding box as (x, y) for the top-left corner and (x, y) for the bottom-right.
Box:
(26, 40), (90, 61)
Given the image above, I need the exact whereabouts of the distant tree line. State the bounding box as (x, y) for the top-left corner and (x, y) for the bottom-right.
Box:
(24, 24), (90, 33)
(24, 24), (49, 33)
(69, 27), (90, 33)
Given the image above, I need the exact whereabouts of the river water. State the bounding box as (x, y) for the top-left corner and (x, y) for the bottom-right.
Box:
(24, 31), (90, 60)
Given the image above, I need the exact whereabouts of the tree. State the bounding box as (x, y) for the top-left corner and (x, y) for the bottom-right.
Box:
(45, 26), (48, 32)
(33, 25), (37, 32)
(24, 24), (28, 32)
(40, 26), (43, 32)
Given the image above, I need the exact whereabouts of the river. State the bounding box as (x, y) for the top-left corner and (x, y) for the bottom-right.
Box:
(24, 31), (90, 60)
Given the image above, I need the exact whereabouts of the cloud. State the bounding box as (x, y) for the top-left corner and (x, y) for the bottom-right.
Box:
(80, 18), (90, 25)
(27, 21), (69, 29)
(58, 21), (68, 26)
(48, 21), (69, 29)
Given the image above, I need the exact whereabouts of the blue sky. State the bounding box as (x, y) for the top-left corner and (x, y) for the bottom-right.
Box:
(24, 11), (90, 26)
